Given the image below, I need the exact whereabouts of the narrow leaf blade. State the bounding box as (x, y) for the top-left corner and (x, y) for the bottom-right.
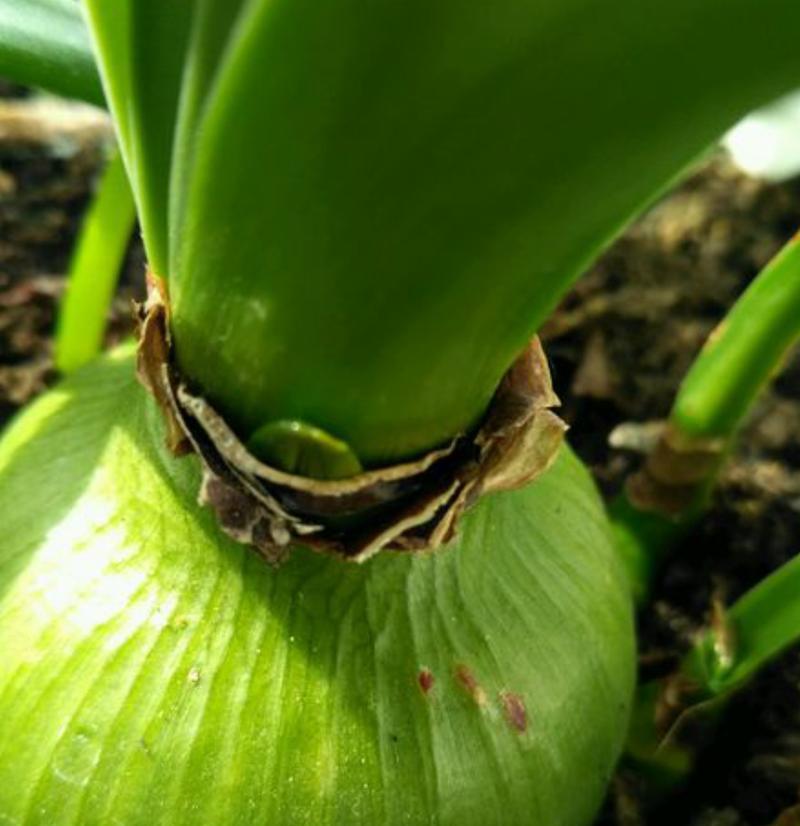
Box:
(55, 149), (136, 374)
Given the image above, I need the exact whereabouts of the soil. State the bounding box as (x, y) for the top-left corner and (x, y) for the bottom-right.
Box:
(1, 85), (799, 826)
(0, 85), (143, 429)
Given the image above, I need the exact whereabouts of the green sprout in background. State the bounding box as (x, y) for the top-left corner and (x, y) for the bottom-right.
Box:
(0, 2), (799, 825)
(55, 148), (136, 375)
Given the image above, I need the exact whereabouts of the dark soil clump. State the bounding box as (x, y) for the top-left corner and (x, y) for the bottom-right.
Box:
(0, 95), (142, 428)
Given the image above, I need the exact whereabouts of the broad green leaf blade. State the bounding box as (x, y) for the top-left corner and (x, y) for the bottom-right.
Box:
(169, 0), (252, 280)
(172, 0), (800, 466)
(56, 149), (136, 374)
(0, 0), (103, 105)
(82, 1), (195, 276)
(0, 349), (634, 826)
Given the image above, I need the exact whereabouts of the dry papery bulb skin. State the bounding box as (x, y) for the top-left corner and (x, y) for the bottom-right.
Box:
(137, 271), (567, 564)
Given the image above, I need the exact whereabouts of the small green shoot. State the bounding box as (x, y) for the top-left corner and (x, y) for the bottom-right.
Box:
(674, 232), (800, 441)
(622, 233), (800, 785)
(614, 232), (800, 598)
(686, 551), (800, 697)
(55, 149), (136, 374)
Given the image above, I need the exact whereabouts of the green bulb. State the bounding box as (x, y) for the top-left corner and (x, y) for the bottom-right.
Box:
(0, 347), (635, 826)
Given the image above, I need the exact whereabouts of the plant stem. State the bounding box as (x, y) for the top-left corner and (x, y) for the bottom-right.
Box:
(610, 500), (689, 605)
(82, 0), (800, 467)
(613, 232), (800, 598)
(55, 149), (136, 374)
(673, 232), (800, 441)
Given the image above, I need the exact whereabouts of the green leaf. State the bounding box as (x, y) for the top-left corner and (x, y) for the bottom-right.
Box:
(0, 347), (634, 826)
(83, 1), (196, 276)
(81, 1), (134, 155)
(168, 0), (251, 280)
(0, 0), (103, 105)
(673, 233), (800, 440)
(169, 0), (800, 465)
(610, 232), (800, 604)
(685, 551), (800, 698)
(55, 149), (137, 374)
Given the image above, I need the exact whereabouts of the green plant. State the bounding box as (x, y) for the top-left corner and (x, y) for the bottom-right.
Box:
(0, 2), (799, 825)
(614, 232), (800, 597)
(621, 233), (800, 787)
(55, 147), (136, 374)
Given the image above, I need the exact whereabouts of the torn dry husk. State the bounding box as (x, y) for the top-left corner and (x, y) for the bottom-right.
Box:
(625, 424), (725, 517)
(136, 276), (566, 563)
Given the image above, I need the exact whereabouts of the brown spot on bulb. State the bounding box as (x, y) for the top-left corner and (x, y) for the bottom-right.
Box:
(500, 691), (528, 733)
(418, 669), (435, 695)
(455, 665), (487, 706)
